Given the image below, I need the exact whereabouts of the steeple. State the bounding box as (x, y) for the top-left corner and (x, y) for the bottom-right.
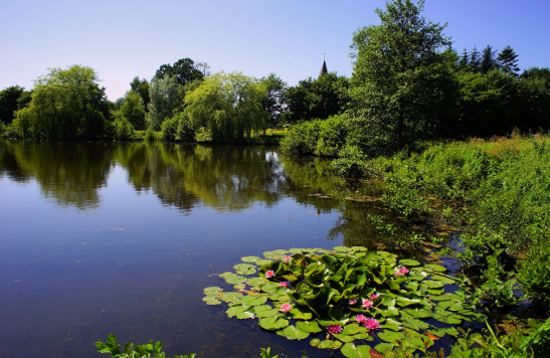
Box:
(319, 54), (328, 78)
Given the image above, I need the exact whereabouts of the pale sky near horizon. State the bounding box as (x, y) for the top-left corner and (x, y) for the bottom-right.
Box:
(1, 0), (549, 101)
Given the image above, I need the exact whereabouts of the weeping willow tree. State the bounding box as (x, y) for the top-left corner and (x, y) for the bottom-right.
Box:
(183, 71), (266, 143)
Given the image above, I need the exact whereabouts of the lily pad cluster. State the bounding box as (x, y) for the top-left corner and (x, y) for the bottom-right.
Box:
(203, 246), (484, 357)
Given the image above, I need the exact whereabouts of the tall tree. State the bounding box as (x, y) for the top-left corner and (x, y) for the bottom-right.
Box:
(130, 77), (150, 110)
(184, 71), (266, 143)
(0, 85), (25, 124)
(13, 65), (109, 139)
(113, 90), (146, 130)
(498, 45), (520, 76)
(155, 58), (204, 87)
(480, 45), (498, 74)
(458, 48), (470, 71)
(349, 0), (454, 154)
(469, 46), (481, 73)
(284, 72), (349, 123)
(260, 73), (287, 131)
(194, 62), (211, 77)
(147, 75), (184, 130)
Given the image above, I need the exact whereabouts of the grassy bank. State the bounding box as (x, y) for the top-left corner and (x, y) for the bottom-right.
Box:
(333, 134), (550, 311)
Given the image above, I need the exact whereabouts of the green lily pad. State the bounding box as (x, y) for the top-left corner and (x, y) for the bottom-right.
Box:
(203, 286), (223, 295)
(310, 338), (321, 347)
(334, 334), (355, 343)
(402, 318), (429, 330)
(241, 256), (262, 263)
(226, 305), (248, 318)
(290, 306), (312, 320)
(378, 330), (405, 344)
(250, 305), (279, 318)
(430, 275), (456, 285)
(202, 296), (221, 305)
(241, 295), (267, 307)
(318, 339), (342, 349)
(233, 263), (257, 275)
(296, 320), (322, 333)
(400, 259), (421, 266)
(236, 311), (255, 319)
(425, 264), (447, 272)
(225, 275), (247, 284)
(276, 325), (309, 340)
(247, 277), (268, 287)
(375, 343), (394, 355)
(342, 323), (360, 335)
(259, 316), (289, 330)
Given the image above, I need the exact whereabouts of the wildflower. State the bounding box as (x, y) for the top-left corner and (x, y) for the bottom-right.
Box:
(370, 293), (380, 300)
(326, 325), (343, 334)
(278, 282), (289, 287)
(362, 299), (373, 309)
(280, 303), (292, 312)
(348, 298), (357, 305)
(364, 318), (381, 330)
(266, 270), (275, 278)
(283, 255), (291, 262)
(354, 314), (367, 324)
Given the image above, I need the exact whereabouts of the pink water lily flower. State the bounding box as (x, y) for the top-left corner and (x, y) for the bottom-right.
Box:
(348, 298), (357, 305)
(278, 282), (289, 287)
(354, 314), (367, 324)
(369, 293), (380, 300)
(283, 255), (291, 262)
(326, 325), (342, 334)
(399, 267), (409, 274)
(364, 318), (381, 330)
(362, 299), (373, 309)
(266, 270), (275, 278)
(280, 303), (292, 312)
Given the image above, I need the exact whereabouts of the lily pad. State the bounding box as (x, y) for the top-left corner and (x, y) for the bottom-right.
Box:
(202, 296), (221, 305)
(276, 325), (309, 340)
(225, 275), (247, 285)
(241, 295), (267, 307)
(259, 316), (289, 330)
(241, 256), (262, 263)
(399, 259), (421, 266)
(296, 320), (322, 333)
(233, 263), (257, 275)
(203, 286), (223, 295)
(378, 330), (405, 344)
(424, 264), (447, 272)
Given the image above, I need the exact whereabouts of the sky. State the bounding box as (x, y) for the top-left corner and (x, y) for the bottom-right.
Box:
(1, 0), (549, 101)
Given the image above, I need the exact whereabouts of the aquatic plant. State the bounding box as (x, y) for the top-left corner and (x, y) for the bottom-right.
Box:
(203, 246), (485, 357)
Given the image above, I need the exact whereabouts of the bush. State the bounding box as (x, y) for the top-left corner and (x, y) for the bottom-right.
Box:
(279, 114), (351, 157)
(517, 244), (550, 309)
(113, 114), (135, 141)
(160, 115), (178, 142)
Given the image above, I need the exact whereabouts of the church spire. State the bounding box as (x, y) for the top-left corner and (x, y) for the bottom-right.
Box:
(319, 54), (328, 78)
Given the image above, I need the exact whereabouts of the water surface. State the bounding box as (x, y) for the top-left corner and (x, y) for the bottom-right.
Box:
(0, 140), (436, 358)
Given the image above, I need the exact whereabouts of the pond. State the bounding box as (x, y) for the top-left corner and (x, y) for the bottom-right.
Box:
(0, 140), (463, 358)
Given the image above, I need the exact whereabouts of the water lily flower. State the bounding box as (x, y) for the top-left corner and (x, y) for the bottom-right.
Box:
(354, 314), (367, 324)
(265, 270), (275, 278)
(364, 318), (381, 330)
(278, 282), (289, 287)
(283, 255), (291, 262)
(399, 267), (409, 275)
(326, 325), (343, 334)
(280, 303), (292, 312)
(348, 298), (357, 305)
(362, 299), (373, 309)
(369, 293), (380, 300)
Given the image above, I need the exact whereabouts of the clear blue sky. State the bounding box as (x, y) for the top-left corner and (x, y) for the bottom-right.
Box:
(1, 0), (549, 101)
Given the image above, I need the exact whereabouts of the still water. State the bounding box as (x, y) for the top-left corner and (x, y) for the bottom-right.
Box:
(0, 140), (449, 358)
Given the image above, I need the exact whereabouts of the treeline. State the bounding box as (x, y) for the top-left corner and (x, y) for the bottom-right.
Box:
(0, 54), (350, 143)
(280, 1), (550, 157)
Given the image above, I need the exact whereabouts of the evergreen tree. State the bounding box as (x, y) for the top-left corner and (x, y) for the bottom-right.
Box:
(480, 45), (498, 74)
(469, 46), (481, 73)
(498, 45), (520, 76)
(458, 48), (469, 70)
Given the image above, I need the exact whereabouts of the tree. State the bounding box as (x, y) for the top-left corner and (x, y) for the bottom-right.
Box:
(480, 45), (498, 74)
(349, 0), (453, 155)
(147, 75), (185, 130)
(130, 77), (150, 110)
(260, 73), (287, 131)
(469, 46), (481, 73)
(155, 58), (204, 87)
(0, 85), (25, 124)
(113, 90), (146, 130)
(183, 71), (266, 143)
(283, 72), (349, 123)
(458, 48), (470, 71)
(13, 65), (110, 139)
(498, 45), (520, 76)
(194, 62), (211, 77)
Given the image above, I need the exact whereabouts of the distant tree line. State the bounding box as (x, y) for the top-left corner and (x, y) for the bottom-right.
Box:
(1, 0), (549, 147)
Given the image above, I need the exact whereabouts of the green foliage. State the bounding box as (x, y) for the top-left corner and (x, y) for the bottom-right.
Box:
(147, 75), (185, 131)
(155, 58), (204, 87)
(261, 73), (287, 130)
(130, 77), (150, 111)
(0, 85), (27, 124)
(348, 0), (454, 155)
(96, 334), (196, 358)
(203, 246), (483, 357)
(184, 71), (266, 143)
(497, 45), (520, 76)
(119, 90), (147, 130)
(113, 112), (135, 141)
(279, 114), (351, 156)
(517, 244), (550, 309)
(283, 72), (349, 124)
(160, 115), (178, 142)
(12, 65), (110, 139)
